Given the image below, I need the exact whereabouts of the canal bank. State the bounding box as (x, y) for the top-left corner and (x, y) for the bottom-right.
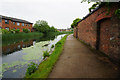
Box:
(1, 34), (68, 79)
(25, 35), (68, 78)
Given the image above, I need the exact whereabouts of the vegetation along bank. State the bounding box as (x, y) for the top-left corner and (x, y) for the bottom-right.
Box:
(25, 35), (68, 78)
(2, 20), (73, 41)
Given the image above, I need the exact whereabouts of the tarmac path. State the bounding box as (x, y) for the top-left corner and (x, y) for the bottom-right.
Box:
(48, 34), (120, 78)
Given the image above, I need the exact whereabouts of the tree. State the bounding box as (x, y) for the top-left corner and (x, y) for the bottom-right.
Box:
(71, 18), (81, 28)
(34, 20), (50, 33)
(49, 26), (57, 32)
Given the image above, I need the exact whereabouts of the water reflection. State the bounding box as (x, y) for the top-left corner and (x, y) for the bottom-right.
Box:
(1, 34), (65, 78)
(2, 34), (56, 55)
(2, 40), (33, 55)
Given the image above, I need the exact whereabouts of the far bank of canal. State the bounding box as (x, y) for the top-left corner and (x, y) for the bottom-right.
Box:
(0, 34), (66, 78)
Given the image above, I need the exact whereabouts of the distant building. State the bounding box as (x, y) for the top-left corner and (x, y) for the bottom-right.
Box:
(57, 29), (72, 32)
(57, 29), (66, 32)
(66, 29), (73, 32)
(0, 15), (33, 32)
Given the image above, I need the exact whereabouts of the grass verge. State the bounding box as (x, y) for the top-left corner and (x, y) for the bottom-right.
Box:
(25, 35), (68, 78)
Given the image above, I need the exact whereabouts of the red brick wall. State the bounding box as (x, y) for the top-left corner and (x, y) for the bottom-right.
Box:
(99, 18), (111, 55)
(73, 27), (77, 37)
(75, 3), (120, 62)
(106, 15), (120, 61)
(98, 15), (120, 61)
(2, 19), (33, 32)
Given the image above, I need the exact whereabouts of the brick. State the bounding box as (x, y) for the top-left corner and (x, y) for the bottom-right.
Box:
(74, 3), (120, 62)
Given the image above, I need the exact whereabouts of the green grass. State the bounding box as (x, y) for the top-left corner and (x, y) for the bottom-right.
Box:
(25, 35), (68, 78)
(2, 32), (44, 41)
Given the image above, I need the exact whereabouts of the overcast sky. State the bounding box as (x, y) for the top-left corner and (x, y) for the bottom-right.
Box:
(0, 0), (94, 29)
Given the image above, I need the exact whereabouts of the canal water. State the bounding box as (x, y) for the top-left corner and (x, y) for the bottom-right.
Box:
(0, 34), (66, 78)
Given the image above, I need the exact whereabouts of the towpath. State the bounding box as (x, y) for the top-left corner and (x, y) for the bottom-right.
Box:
(48, 34), (119, 78)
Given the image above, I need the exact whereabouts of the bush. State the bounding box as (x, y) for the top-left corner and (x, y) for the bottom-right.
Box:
(10, 29), (16, 34)
(26, 62), (38, 75)
(1, 29), (9, 34)
(43, 51), (50, 59)
(23, 29), (29, 33)
(14, 29), (20, 33)
(51, 44), (54, 48)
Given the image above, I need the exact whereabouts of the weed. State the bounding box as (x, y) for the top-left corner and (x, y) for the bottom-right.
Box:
(51, 45), (54, 48)
(43, 51), (50, 59)
(26, 62), (38, 75)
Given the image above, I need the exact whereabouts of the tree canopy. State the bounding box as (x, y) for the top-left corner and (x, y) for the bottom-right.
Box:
(34, 20), (50, 33)
(71, 18), (81, 28)
(34, 20), (57, 33)
(49, 26), (57, 32)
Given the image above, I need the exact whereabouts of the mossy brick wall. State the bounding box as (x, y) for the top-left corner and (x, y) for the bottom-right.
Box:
(75, 3), (120, 62)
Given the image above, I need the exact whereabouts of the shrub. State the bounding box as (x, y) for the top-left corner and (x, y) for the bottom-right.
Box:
(23, 28), (29, 33)
(14, 29), (20, 33)
(26, 62), (38, 75)
(51, 44), (54, 48)
(10, 29), (16, 34)
(43, 51), (50, 59)
(1, 29), (9, 34)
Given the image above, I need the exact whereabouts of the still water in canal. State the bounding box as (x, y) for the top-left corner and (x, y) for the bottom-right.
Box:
(0, 34), (66, 78)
